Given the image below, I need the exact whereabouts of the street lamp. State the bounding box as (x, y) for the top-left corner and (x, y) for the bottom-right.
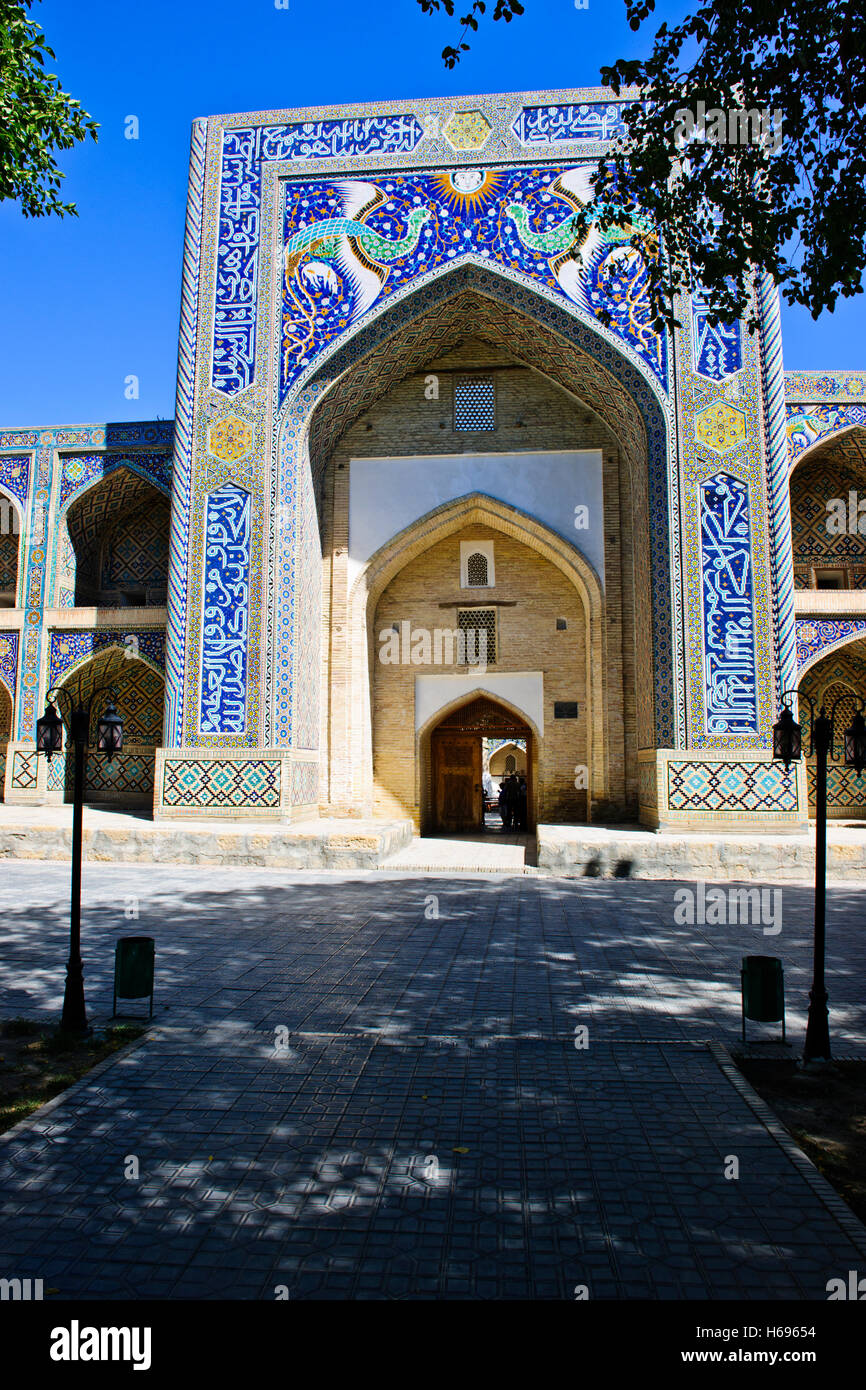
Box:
(772, 689), (866, 1062)
(35, 679), (124, 1034)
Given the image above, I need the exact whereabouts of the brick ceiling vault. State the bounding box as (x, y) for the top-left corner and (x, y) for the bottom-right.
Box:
(305, 267), (653, 483)
(65, 467), (169, 578)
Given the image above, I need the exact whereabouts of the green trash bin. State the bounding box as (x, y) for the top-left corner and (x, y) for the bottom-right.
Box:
(741, 955), (785, 1044)
(113, 936), (154, 1018)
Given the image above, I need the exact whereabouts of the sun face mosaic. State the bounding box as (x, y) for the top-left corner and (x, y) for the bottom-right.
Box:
(280, 165), (667, 396)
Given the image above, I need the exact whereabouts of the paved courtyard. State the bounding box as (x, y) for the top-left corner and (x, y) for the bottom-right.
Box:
(1, 864), (865, 1298)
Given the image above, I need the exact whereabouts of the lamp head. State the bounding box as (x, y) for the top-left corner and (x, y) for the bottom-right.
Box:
(772, 705), (802, 770)
(96, 701), (123, 756)
(35, 701), (63, 761)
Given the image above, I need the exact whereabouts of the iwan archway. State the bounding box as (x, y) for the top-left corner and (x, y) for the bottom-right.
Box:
(284, 264), (671, 831)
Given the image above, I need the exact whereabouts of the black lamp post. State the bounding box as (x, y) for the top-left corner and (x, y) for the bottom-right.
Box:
(35, 681), (124, 1034)
(773, 688), (866, 1062)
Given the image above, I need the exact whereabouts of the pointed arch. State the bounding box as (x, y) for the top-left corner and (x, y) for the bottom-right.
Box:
(336, 492), (606, 824)
(273, 260), (675, 764)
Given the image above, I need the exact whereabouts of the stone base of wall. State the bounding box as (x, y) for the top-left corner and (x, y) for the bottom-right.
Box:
(0, 808), (413, 868)
(638, 748), (809, 831)
(154, 748), (321, 820)
(536, 823), (866, 881)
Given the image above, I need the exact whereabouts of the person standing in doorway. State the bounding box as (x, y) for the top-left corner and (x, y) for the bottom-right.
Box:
(498, 779), (510, 829)
(516, 776), (528, 831)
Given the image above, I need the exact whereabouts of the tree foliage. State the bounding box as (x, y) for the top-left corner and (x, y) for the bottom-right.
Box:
(418, 0), (866, 331)
(0, 0), (98, 218)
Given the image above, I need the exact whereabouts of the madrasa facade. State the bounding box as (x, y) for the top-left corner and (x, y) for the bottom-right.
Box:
(1, 87), (865, 836)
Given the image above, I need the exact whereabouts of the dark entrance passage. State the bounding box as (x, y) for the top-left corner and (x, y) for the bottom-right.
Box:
(429, 696), (533, 834)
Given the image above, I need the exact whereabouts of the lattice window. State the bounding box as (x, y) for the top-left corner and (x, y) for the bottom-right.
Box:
(454, 376), (495, 431)
(466, 551), (488, 586)
(457, 607), (496, 664)
(505, 754), (516, 772)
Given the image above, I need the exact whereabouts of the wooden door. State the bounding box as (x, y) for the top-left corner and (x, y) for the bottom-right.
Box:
(433, 734), (482, 832)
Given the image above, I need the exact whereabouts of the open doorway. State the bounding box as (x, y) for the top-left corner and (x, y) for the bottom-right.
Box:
(427, 695), (533, 835)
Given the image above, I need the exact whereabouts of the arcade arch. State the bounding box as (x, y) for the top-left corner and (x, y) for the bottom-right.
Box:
(63, 467), (170, 607)
(55, 646), (164, 805)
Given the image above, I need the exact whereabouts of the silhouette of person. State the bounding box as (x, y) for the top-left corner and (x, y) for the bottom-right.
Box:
(516, 776), (528, 831)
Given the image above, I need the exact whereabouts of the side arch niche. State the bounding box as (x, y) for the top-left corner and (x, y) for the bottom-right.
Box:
(53, 647), (165, 806)
(0, 485), (22, 609)
(797, 634), (866, 819)
(62, 467), (170, 608)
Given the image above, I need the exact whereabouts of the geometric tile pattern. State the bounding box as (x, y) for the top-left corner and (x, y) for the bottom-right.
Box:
(64, 466), (170, 602)
(442, 110), (492, 151)
(161, 757), (281, 807)
(0, 529), (20, 595)
(59, 452), (171, 509)
(637, 757), (656, 806)
(81, 750), (156, 796)
(10, 748), (38, 789)
(0, 680), (11, 742)
(808, 762), (866, 813)
(101, 499), (170, 589)
(786, 371), (866, 401)
(667, 759), (799, 812)
(208, 415), (253, 462)
(53, 646), (164, 747)
(800, 646), (866, 814)
(291, 759), (319, 804)
(694, 400), (747, 453)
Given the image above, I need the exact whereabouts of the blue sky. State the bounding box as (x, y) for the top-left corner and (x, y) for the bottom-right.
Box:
(0, 0), (862, 427)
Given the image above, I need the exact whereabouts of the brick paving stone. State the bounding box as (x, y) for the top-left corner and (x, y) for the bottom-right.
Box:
(0, 866), (865, 1298)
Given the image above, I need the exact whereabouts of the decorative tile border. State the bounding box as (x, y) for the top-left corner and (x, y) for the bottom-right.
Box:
(785, 371), (866, 403)
(48, 630), (165, 687)
(796, 618), (866, 677)
(0, 631), (18, 699)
